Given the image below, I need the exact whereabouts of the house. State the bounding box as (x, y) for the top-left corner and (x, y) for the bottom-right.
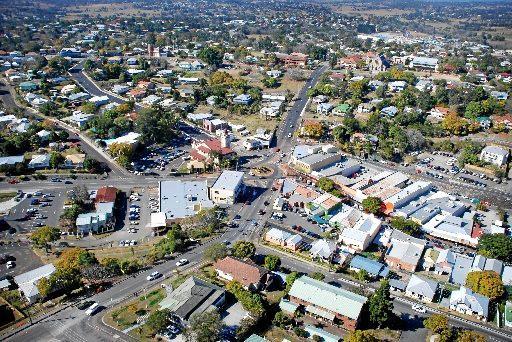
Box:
(415, 79), (433, 92)
(64, 154), (86, 169)
(233, 94), (252, 105)
(65, 111), (94, 128)
(275, 52), (309, 67)
(368, 55), (390, 73)
(159, 276), (225, 322)
(0, 155), (24, 169)
(317, 103), (334, 114)
(434, 249), (456, 275)
(330, 206), (381, 252)
(384, 230), (426, 272)
(76, 211), (112, 234)
(89, 95), (109, 107)
(68, 92), (91, 103)
(265, 227), (303, 251)
(449, 287), (489, 320)
(19, 81), (38, 91)
(187, 113), (213, 124)
(388, 81), (407, 92)
(287, 276), (367, 330)
(179, 88), (194, 98)
(490, 91), (508, 101)
(214, 256), (269, 291)
(0, 114), (17, 128)
(491, 114), (512, 130)
(349, 255), (389, 279)
(142, 95), (162, 106)
(479, 145), (509, 166)
(203, 118), (229, 133)
(380, 106), (398, 117)
(14, 264), (56, 303)
(332, 103), (352, 116)
(266, 70), (282, 78)
(405, 275), (438, 303)
(28, 154), (50, 169)
(410, 56), (439, 71)
(310, 239), (336, 260)
(209, 170), (244, 205)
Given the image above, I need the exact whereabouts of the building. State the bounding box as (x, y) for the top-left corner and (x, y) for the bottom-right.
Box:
(289, 144), (342, 174)
(158, 180), (214, 223)
(214, 256), (269, 291)
(233, 94), (252, 105)
(287, 276), (367, 330)
(405, 275), (438, 303)
(479, 145), (509, 166)
(310, 239), (337, 260)
(275, 52), (309, 67)
(449, 287), (489, 320)
(349, 255), (389, 279)
(265, 227), (303, 251)
(14, 264), (56, 303)
(65, 111), (94, 128)
(209, 170), (244, 205)
(64, 153), (86, 169)
(159, 276), (225, 322)
(28, 154), (50, 169)
(368, 55), (390, 72)
(384, 230), (426, 272)
(410, 56), (439, 71)
(0, 155), (24, 169)
(189, 138), (235, 170)
(203, 118), (229, 133)
(330, 205), (382, 252)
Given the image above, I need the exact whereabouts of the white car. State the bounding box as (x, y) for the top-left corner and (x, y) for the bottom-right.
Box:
(412, 304), (427, 313)
(176, 258), (189, 267)
(146, 271), (162, 281)
(6, 261), (15, 269)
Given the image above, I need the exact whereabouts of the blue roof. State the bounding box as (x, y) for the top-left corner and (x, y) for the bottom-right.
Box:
(350, 255), (389, 277)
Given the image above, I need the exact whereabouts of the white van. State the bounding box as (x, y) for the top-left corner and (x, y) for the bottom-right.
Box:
(85, 302), (99, 316)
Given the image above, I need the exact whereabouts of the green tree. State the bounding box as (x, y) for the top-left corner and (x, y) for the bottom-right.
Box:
(344, 330), (379, 342)
(56, 247), (97, 270)
(135, 107), (178, 145)
(198, 47), (223, 68)
(309, 272), (325, 281)
(37, 267), (82, 299)
(477, 234), (512, 262)
(361, 197), (383, 215)
(456, 330), (486, 342)
(262, 77), (279, 88)
(185, 311), (223, 342)
(389, 217), (421, 237)
(367, 279), (393, 328)
(146, 309), (171, 334)
(464, 101), (485, 120)
(423, 314), (450, 335)
(30, 226), (61, 252)
(232, 241), (256, 259)
(285, 272), (300, 292)
(465, 271), (505, 300)
(49, 152), (64, 169)
(203, 243), (228, 262)
(264, 255), (281, 271)
(272, 311), (292, 328)
(355, 269), (370, 282)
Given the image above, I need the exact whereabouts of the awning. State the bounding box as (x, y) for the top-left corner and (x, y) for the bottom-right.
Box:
(306, 305), (335, 321)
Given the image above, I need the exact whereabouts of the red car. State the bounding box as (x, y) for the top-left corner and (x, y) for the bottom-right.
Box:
(7, 179), (19, 184)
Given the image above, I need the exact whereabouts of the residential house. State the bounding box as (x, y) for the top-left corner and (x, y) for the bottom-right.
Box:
(388, 81), (407, 92)
(89, 95), (109, 107)
(159, 276), (225, 322)
(19, 81), (38, 92)
(349, 255), (389, 279)
(65, 111), (94, 128)
(203, 118), (229, 133)
(214, 256), (269, 291)
(380, 106), (398, 117)
(112, 84), (130, 95)
(0, 155), (24, 169)
(405, 275), (438, 303)
(233, 94), (252, 105)
(490, 91), (508, 101)
(275, 52), (309, 67)
(368, 55), (390, 72)
(28, 154), (50, 169)
(64, 153), (86, 169)
(317, 103), (334, 115)
(14, 264), (56, 303)
(332, 103), (352, 116)
(410, 56), (439, 71)
(479, 145), (509, 166)
(450, 287), (489, 320)
(265, 227), (303, 251)
(310, 239), (337, 260)
(287, 276), (367, 330)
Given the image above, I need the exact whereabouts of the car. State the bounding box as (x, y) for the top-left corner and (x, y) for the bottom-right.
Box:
(130, 221), (139, 225)
(40, 202), (50, 207)
(129, 228), (137, 233)
(130, 240), (137, 246)
(146, 271), (162, 281)
(77, 300), (96, 310)
(118, 240), (125, 247)
(176, 258), (188, 267)
(50, 177), (61, 182)
(288, 133), (292, 138)
(64, 180), (73, 184)
(30, 199), (39, 205)
(6, 261), (15, 268)
(167, 325), (181, 334)
(85, 302), (100, 315)
(412, 304), (427, 313)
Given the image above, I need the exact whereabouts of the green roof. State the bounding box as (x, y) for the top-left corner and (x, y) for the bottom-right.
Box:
(288, 276), (367, 320)
(305, 325), (341, 342)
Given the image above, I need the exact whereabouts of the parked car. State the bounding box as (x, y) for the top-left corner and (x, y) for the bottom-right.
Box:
(412, 304), (427, 313)
(146, 271), (162, 281)
(6, 261), (15, 269)
(176, 259), (188, 267)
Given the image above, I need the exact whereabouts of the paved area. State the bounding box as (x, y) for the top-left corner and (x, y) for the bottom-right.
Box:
(0, 241), (43, 278)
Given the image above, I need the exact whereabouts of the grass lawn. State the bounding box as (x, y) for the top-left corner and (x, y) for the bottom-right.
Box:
(264, 290), (286, 305)
(0, 191), (16, 202)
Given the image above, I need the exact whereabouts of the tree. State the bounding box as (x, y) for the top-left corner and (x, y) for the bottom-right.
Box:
(389, 217), (421, 237)
(135, 107), (178, 145)
(146, 309), (170, 335)
(285, 272), (300, 292)
(302, 121), (325, 140)
(108, 142), (133, 167)
(355, 269), (370, 282)
(344, 330), (379, 342)
(442, 113), (469, 136)
(316, 177), (336, 193)
(264, 255), (281, 271)
(262, 77), (279, 88)
(232, 241), (256, 259)
(465, 271), (505, 300)
(361, 197), (383, 215)
(49, 152), (64, 169)
(477, 234), (512, 262)
(226, 281), (266, 317)
(37, 267), (82, 299)
(31, 226), (60, 252)
(423, 314), (449, 334)
(56, 247), (97, 270)
(367, 279), (393, 328)
(203, 243), (228, 262)
(456, 330), (486, 342)
(210, 71), (234, 85)
(198, 47), (223, 68)
(185, 310), (223, 342)
(272, 311), (292, 328)
(309, 272), (325, 281)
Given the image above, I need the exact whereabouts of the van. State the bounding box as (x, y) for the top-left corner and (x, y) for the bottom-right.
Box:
(85, 302), (99, 315)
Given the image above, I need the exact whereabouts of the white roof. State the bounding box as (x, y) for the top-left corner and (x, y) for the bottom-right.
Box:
(14, 264), (56, 299)
(211, 170), (244, 192)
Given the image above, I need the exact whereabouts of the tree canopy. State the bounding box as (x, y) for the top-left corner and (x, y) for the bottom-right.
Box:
(31, 226), (61, 252)
(465, 270), (505, 300)
(184, 311), (223, 342)
(367, 279), (393, 328)
(232, 241), (256, 259)
(361, 197), (384, 215)
(477, 234), (512, 262)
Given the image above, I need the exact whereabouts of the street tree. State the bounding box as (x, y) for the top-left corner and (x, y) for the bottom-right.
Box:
(31, 226), (61, 252)
(203, 243), (229, 262)
(465, 270), (505, 300)
(146, 309), (171, 335)
(264, 255), (281, 271)
(184, 310), (223, 342)
(367, 279), (393, 328)
(232, 241), (256, 259)
(477, 234), (512, 262)
(344, 330), (379, 342)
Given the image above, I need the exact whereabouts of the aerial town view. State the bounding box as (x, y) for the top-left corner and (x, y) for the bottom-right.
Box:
(1, 0), (512, 341)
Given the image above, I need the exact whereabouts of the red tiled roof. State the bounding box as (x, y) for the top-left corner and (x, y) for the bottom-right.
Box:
(214, 256), (267, 288)
(95, 186), (118, 203)
(190, 149), (206, 161)
(203, 139), (233, 155)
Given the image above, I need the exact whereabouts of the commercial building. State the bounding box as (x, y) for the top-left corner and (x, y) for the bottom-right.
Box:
(209, 170), (244, 205)
(405, 275), (438, 303)
(287, 276), (367, 330)
(159, 180), (214, 223)
(479, 145), (509, 166)
(289, 145), (342, 174)
(449, 287), (489, 320)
